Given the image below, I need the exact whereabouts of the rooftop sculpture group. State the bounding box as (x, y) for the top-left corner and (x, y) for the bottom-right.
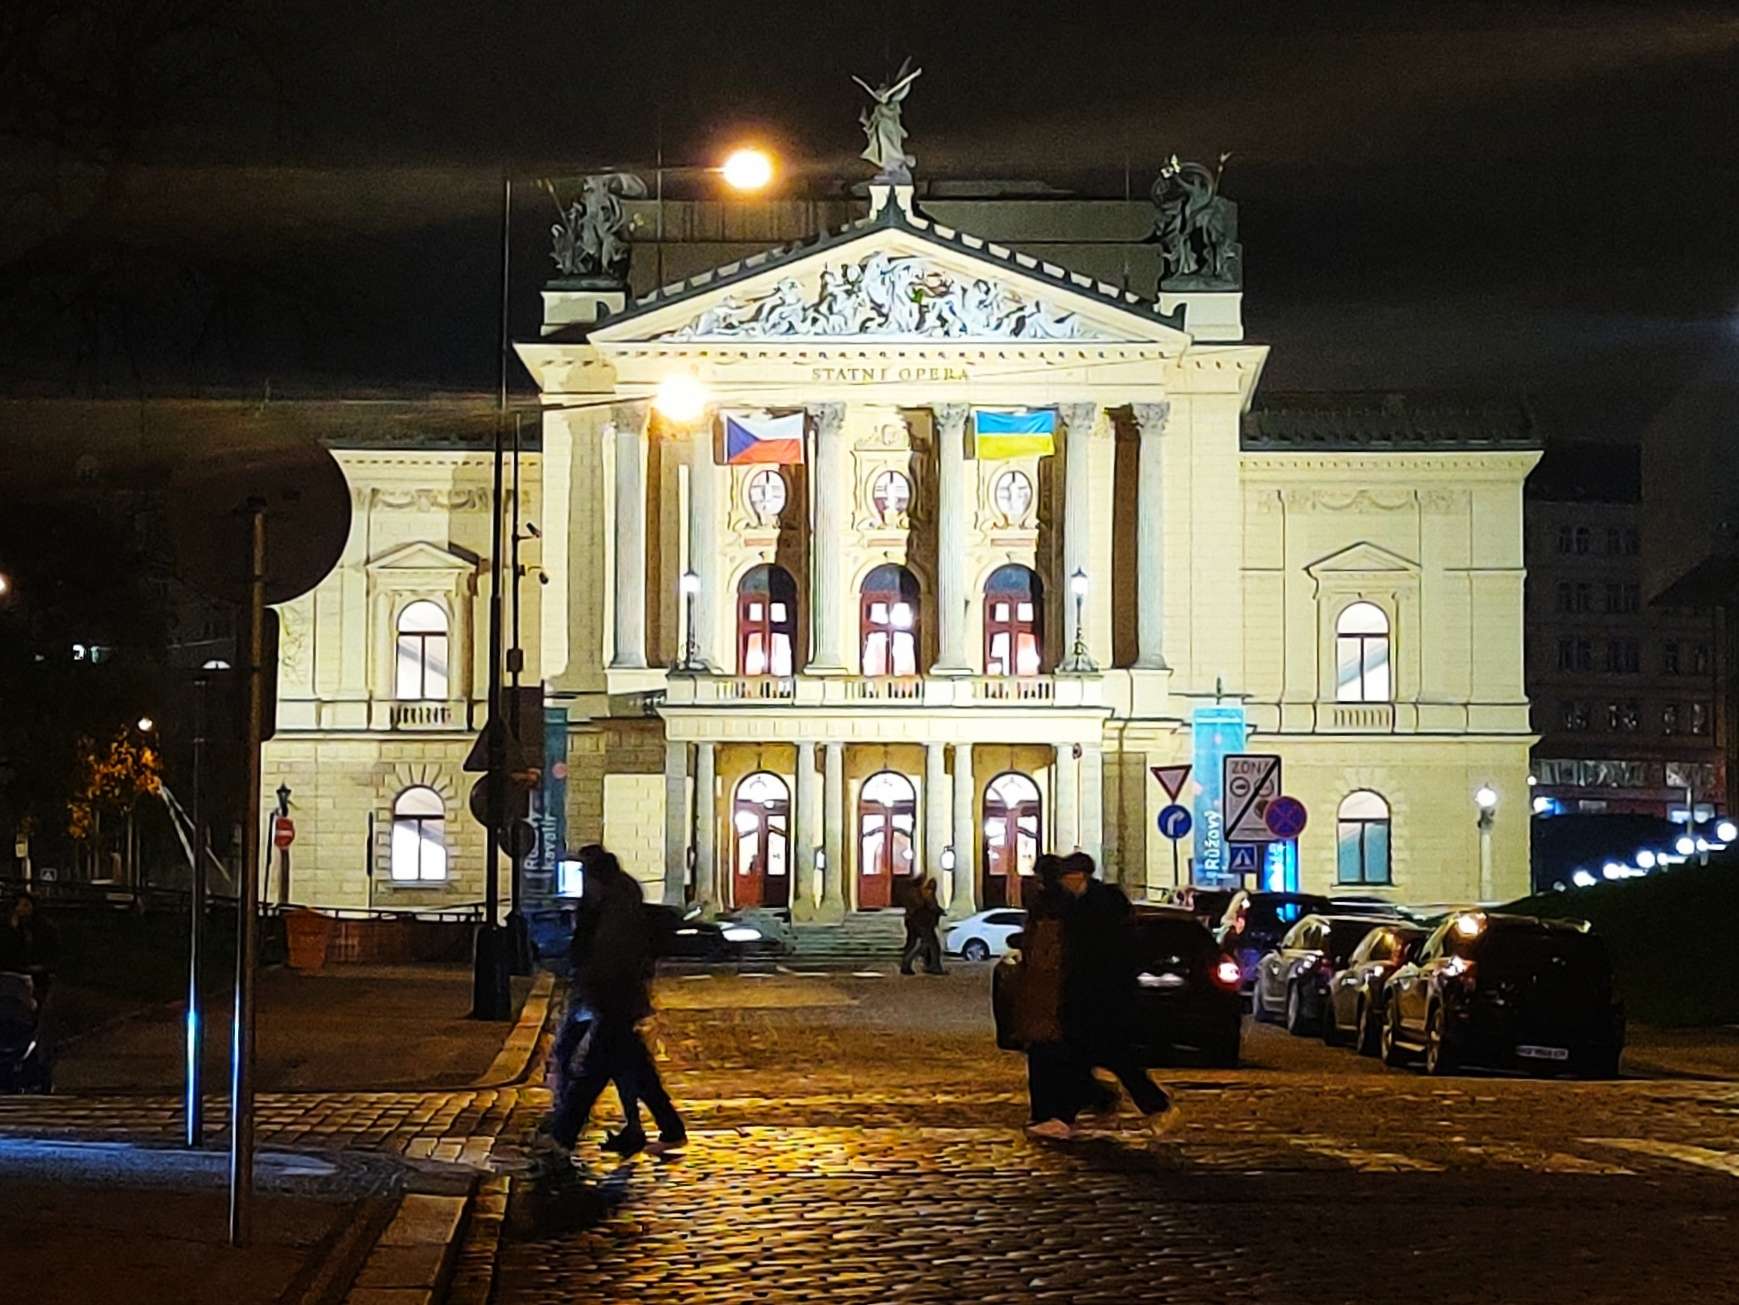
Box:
(544, 173), (647, 284)
(1151, 153), (1241, 291)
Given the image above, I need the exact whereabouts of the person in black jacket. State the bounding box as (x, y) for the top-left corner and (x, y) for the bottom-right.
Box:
(1057, 852), (1176, 1130)
(899, 877), (945, 975)
(539, 847), (686, 1159)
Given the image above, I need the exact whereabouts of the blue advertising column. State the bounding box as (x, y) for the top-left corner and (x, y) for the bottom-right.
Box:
(1190, 703), (1248, 886)
(530, 705), (568, 907)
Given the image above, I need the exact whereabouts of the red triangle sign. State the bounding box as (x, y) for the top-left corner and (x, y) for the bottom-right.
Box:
(1151, 764), (1192, 801)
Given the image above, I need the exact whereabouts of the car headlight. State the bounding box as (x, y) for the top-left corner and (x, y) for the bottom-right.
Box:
(721, 926), (762, 943)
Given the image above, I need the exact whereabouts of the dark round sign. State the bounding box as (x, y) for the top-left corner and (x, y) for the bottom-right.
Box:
(1264, 795), (1308, 839)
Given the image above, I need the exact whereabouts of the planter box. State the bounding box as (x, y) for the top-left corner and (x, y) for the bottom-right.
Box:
(283, 909), (334, 971)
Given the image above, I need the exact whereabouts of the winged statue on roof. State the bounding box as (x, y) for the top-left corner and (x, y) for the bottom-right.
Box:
(854, 59), (922, 183)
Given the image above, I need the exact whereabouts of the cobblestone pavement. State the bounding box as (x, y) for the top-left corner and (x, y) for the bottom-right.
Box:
(493, 966), (1739, 1305)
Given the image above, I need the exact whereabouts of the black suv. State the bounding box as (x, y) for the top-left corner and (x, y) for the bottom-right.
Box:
(1382, 912), (1624, 1077)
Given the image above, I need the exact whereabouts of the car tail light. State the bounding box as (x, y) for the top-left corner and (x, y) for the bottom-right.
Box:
(1212, 956), (1243, 990)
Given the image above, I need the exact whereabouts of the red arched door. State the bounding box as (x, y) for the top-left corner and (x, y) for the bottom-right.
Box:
(731, 771), (790, 907)
(982, 772), (1042, 908)
(738, 564), (798, 677)
(856, 770), (917, 908)
(984, 565), (1043, 676)
(860, 564), (921, 677)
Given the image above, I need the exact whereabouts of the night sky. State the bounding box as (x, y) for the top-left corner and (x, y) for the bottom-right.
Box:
(4, 1), (1737, 443)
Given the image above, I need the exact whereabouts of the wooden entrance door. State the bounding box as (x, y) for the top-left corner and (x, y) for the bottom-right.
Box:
(982, 772), (1042, 908)
(856, 770), (916, 909)
(731, 771), (790, 908)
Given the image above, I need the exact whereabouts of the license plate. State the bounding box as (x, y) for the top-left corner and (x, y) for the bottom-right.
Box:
(1516, 1044), (1570, 1061)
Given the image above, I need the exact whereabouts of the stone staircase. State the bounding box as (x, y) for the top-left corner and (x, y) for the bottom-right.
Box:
(789, 909), (908, 960)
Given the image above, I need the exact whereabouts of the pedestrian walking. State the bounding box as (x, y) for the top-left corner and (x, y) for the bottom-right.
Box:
(1056, 852), (1177, 1133)
(537, 846), (686, 1161)
(899, 876), (946, 975)
(1010, 855), (1093, 1138)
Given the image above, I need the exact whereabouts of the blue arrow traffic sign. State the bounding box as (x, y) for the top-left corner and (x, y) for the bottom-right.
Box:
(1227, 842), (1262, 874)
(1156, 803), (1193, 841)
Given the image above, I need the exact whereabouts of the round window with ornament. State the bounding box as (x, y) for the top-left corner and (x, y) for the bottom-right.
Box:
(993, 469), (1034, 523)
(746, 469), (788, 523)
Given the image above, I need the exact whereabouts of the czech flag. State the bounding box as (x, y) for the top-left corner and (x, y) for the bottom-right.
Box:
(973, 408), (1056, 460)
(722, 410), (805, 464)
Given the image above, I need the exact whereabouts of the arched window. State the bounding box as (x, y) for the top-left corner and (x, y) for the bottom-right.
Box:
(391, 786), (448, 882)
(984, 565), (1043, 676)
(396, 601), (450, 701)
(1335, 602), (1391, 703)
(856, 770), (917, 908)
(737, 564), (798, 676)
(731, 771), (791, 908)
(860, 564), (920, 677)
(982, 772), (1042, 907)
(1336, 791), (1391, 886)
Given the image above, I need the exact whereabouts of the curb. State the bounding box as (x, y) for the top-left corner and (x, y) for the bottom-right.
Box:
(472, 971), (555, 1088)
(442, 1173), (509, 1305)
(343, 1187), (473, 1305)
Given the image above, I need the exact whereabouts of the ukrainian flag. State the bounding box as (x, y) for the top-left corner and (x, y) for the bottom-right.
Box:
(973, 408), (1056, 460)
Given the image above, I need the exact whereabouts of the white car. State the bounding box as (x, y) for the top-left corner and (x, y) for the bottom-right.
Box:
(944, 909), (1028, 961)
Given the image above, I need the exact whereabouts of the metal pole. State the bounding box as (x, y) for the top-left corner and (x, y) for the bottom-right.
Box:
(275, 785), (291, 907)
(1171, 836), (1180, 888)
(186, 674), (207, 1149)
(473, 412), (511, 1020)
(229, 503), (267, 1247)
(506, 413), (529, 974)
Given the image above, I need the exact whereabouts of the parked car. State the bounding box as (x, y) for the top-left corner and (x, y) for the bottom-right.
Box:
(992, 905), (1243, 1067)
(1251, 913), (1404, 1035)
(1215, 891), (1332, 993)
(1382, 912), (1624, 1077)
(1155, 885), (1234, 929)
(944, 908), (1027, 961)
(1322, 921), (1427, 1053)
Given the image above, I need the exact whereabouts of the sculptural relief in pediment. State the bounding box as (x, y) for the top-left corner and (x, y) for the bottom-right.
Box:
(656, 252), (1109, 342)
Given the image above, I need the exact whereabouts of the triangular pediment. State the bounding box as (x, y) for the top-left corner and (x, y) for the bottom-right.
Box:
(588, 204), (1190, 350)
(367, 540), (478, 573)
(1304, 541), (1419, 578)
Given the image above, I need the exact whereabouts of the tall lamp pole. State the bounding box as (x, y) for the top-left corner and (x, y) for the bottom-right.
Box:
(1060, 568), (1097, 674)
(1475, 785), (1498, 903)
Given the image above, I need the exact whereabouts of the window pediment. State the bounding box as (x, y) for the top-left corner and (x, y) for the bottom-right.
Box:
(1304, 541), (1418, 581)
(367, 540), (479, 575)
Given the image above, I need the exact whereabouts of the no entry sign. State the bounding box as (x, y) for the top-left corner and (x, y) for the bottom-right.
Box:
(272, 816), (295, 850)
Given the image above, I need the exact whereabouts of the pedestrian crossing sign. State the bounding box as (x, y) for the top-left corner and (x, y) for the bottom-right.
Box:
(1227, 843), (1261, 874)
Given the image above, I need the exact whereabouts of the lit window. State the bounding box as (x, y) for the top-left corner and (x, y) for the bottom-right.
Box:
(861, 564), (920, 676)
(395, 601), (449, 701)
(992, 470), (1034, 522)
(390, 787), (448, 882)
(871, 470), (912, 521)
(983, 565), (1043, 676)
(746, 469), (787, 521)
(737, 565), (797, 676)
(1334, 602), (1391, 702)
(1336, 791), (1391, 886)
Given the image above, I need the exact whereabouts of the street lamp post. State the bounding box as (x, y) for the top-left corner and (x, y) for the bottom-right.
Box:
(1060, 568), (1097, 674)
(676, 570), (705, 671)
(275, 782), (292, 906)
(1475, 785), (1498, 902)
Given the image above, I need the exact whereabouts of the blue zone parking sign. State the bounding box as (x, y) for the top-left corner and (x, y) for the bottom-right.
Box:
(1190, 704), (1248, 884)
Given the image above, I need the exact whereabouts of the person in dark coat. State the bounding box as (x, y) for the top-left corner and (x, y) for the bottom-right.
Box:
(1056, 852), (1175, 1128)
(1013, 856), (1096, 1137)
(899, 877), (945, 975)
(540, 847), (686, 1159)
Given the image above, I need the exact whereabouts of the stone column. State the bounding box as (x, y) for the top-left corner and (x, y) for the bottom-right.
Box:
(820, 742), (846, 918)
(610, 403), (649, 669)
(950, 744), (977, 918)
(930, 404), (972, 674)
(1053, 743), (1080, 853)
(792, 740), (819, 921)
(662, 741), (689, 906)
(1078, 741), (1104, 874)
(1132, 402), (1172, 669)
(688, 419), (721, 670)
(923, 741), (951, 905)
(1059, 403), (1099, 666)
(808, 403), (849, 672)
(693, 741), (717, 914)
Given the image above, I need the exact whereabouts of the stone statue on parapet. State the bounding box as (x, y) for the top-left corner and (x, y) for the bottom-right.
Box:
(1151, 153), (1241, 290)
(854, 59), (922, 184)
(542, 172), (649, 284)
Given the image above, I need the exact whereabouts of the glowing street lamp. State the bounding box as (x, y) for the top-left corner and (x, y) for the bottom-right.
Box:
(137, 716), (156, 733)
(719, 147), (775, 192)
(654, 373), (709, 425)
(676, 569), (707, 672)
(1474, 784), (1497, 902)
(0, 572), (11, 598)
(1059, 568), (1097, 674)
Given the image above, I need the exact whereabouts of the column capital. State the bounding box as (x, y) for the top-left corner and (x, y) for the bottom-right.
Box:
(1131, 401), (1172, 439)
(810, 402), (846, 438)
(607, 401), (652, 435)
(1058, 402), (1100, 436)
(930, 402), (969, 434)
